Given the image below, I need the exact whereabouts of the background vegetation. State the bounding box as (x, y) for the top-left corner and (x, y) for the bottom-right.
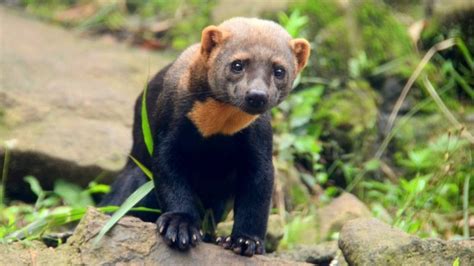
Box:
(1, 0), (472, 250)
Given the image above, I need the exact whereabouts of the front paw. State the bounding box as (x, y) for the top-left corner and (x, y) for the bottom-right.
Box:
(216, 235), (264, 256)
(156, 212), (202, 250)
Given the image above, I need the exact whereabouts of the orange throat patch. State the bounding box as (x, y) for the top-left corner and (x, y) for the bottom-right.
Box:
(187, 98), (258, 137)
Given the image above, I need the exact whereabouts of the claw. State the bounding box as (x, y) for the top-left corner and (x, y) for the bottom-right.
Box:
(233, 246), (242, 254)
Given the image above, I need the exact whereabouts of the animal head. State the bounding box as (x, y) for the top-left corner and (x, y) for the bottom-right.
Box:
(200, 17), (311, 115)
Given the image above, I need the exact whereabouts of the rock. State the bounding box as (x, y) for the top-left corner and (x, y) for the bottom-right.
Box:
(316, 192), (372, 242)
(280, 193), (371, 247)
(0, 7), (172, 200)
(339, 218), (474, 265)
(265, 214), (286, 252)
(0, 241), (67, 265)
(272, 241), (348, 266)
(0, 208), (309, 265)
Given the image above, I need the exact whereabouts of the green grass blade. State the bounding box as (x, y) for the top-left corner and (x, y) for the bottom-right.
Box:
(4, 206), (159, 242)
(455, 38), (473, 70)
(98, 206), (160, 214)
(141, 83), (154, 156)
(92, 180), (154, 246)
(5, 207), (87, 241)
(463, 174), (470, 239)
(129, 155), (153, 180)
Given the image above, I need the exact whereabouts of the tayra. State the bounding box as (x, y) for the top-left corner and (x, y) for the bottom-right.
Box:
(100, 17), (310, 257)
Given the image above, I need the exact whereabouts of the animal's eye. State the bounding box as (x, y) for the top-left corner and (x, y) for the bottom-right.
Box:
(231, 60), (244, 73)
(273, 66), (286, 79)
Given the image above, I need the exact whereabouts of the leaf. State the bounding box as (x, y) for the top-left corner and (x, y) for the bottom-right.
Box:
(452, 257), (460, 266)
(129, 155), (153, 180)
(278, 10), (309, 38)
(364, 159), (381, 171)
(54, 180), (94, 208)
(92, 180), (154, 246)
(5, 206), (159, 242)
(289, 85), (324, 128)
(24, 176), (43, 199)
(87, 183), (110, 194)
(455, 38), (473, 70)
(294, 135), (320, 154)
(141, 83), (154, 156)
(6, 207), (86, 241)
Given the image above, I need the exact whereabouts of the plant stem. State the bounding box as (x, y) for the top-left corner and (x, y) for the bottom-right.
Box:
(463, 174), (470, 239)
(1, 145), (10, 207)
(422, 77), (474, 143)
(385, 38), (455, 134)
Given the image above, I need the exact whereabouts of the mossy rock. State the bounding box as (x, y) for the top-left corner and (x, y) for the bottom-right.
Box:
(357, 1), (412, 56)
(294, 0), (415, 80)
(315, 81), (379, 141)
(313, 18), (352, 78)
(290, 0), (345, 37)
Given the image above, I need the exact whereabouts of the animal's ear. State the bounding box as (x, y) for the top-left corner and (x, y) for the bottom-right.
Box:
(201, 26), (228, 56)
(290, 38), (311, 73)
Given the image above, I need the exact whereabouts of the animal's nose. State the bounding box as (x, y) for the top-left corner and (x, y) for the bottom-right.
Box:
(245, 90), (268, 109)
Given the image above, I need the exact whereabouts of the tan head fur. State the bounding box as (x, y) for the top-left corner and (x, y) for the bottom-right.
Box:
(186, 17), (311, 137)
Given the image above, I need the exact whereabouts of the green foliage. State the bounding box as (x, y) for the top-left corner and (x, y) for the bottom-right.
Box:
(278, 0), (473, 244)
(452, 257), (460, 266)
(277, 10), (308, 38)
(130, 156), (153, 179)
(362, 133), (472, 237)
(78, 3), (126, 31)
(24, 176), (100, 210)
(126, 0), (178, 18)
(273, 86), (325, 183)
(280, 215), (316, 249)
(355, 1), (413, 66)
(54, 180), (95, 208)
(421, 7), (474, 100)
(21, 0), (76, 19)
(289, 0), (343, 37)
(316, 82), (378, 138)
(396, 134), (469, 174)
(3, 205), (159, 242)
(141, 83), (154, 156)
(314, 18), (353, 78)
(289, 0), (417, 81)
(93, 180), (155, 246)
(168, 0), (216, 50)
(0, 176), (110, 241)
(18, 0), (215, 50)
